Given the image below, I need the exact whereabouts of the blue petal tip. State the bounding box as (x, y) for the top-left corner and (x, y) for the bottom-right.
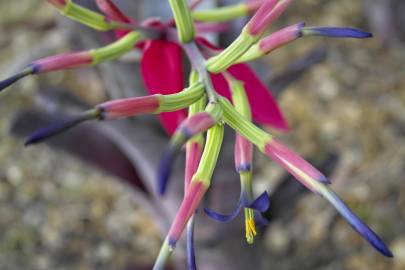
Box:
(156, 148), (176, 196)
(0, 69), (32, 92)
(302, 27), (373, 39)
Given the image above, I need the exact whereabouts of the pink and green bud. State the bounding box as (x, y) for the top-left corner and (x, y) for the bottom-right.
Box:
(0, 32), (140, 92)
(98, 95), (160, 119)
(235, 134), (253, 172)
(246, 0), (294, 36)
(167, 181), (207, 247)
(206, 0), (294, 73)
(168, 0), (196, 43)
(264, 139), (330, 190)
(239, 22), (304, 62)
(161, 124), (224, 254)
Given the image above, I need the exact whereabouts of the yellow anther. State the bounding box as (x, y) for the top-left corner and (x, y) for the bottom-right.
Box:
(244, 209), (257, 244)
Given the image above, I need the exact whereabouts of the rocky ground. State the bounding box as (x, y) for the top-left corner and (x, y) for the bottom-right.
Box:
(0, 0), (404, 270)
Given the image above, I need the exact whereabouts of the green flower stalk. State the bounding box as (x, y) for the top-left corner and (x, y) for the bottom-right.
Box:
(168, 0), (196, 43)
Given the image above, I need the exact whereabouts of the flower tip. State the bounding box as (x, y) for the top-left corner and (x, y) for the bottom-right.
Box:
(156, 148), (177, 196)
(0, 68), (33, 92)
(301, 27), (373, 39)
(24, 110), (100, 146)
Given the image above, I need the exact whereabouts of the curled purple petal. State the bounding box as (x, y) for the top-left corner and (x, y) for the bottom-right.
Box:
(301, 27), (372, 39)
(246, 191), (270, 212)
(204, 203), (243, 222)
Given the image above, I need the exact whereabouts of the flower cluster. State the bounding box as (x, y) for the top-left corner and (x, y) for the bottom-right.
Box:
(0, 0), (393, 269)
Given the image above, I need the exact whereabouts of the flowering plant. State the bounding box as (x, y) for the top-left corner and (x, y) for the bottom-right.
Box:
(0, 0), (393, 269)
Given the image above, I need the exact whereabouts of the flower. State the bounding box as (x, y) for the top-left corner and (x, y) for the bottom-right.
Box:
(0, 1), (394, 269)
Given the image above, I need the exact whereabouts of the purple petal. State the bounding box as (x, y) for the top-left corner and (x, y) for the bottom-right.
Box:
(187, 216), (197, 270)
(0, 67), (33, 92)
(156, 146), (179, 195)
(25, 110), (99, 146)
(301, 27), (372, 39)
(246, 191), (271, 212)
(321, 186), (393, 257)
(204, 203), (243, 222)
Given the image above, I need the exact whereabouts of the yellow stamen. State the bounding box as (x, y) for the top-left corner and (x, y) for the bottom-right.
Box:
(244, 208), (257, 244)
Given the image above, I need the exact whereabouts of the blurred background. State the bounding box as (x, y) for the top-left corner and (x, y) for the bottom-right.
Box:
(0, 0), (404, 269)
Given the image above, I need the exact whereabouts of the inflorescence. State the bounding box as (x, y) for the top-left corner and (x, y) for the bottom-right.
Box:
(0, 0), (393, 269)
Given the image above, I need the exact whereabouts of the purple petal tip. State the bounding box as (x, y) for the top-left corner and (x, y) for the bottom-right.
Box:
(0, 68), (33, 92)
(156, 147), (177, 195)
(302, 27), (373, 39)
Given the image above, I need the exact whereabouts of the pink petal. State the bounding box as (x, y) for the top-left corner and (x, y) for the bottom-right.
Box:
(211, 63), (289, 131)
(141, 40), (186, 135)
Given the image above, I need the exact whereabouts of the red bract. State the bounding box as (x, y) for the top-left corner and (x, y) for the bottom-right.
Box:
(141, 40), (186, 135)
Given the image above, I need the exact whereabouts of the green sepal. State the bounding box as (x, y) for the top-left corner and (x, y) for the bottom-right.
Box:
(228, 77), (252, 120)
(206, 27), (259, 73)
(192, 124), (224, 186)
(236, 43), (264, 63)
(90, 32), (141, 65)
(168, 0), (196, 43)
(188, 71), (207, 146)
(157, 83), (205, 112)
(219, 97), (272, 150)
(193, 3), (248, 22)
(60, 0), (113, 31)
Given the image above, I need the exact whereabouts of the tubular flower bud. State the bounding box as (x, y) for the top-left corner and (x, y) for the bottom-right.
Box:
(98, 95), (161, 119)
(229, 76), (260, 244)
(153, 125), (224, 270)
(264, 139), (331, 189)
(206, 0), (294, 73)
(246, 0), (294, 36)
(239, 24), (373, 63)
(239, 22), (305, 62)
(168, 0), (196, 43)
(0, 32), (140, 92)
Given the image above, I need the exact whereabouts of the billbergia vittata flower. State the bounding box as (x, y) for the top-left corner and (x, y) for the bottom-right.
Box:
(0, 0), (393, 269)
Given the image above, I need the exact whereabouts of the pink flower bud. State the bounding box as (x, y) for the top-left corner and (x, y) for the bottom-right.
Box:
(185, 142), (203, 190)
(32, 52), (93, 74)
(264, 139), (330, 192)
(258, 22), (304, 53)
(168, 181), (207, 247)
(247, 0), (294, 36)
(98, 95), (160, 119)
(235, 134), (253, 172)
